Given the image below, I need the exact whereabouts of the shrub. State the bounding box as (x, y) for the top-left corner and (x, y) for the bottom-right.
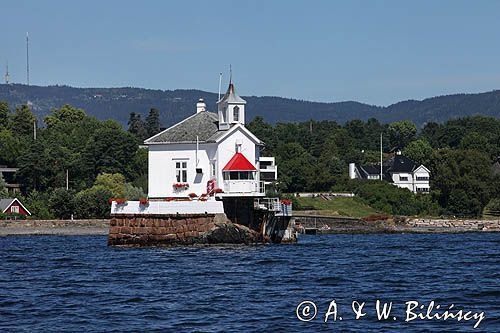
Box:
(49, 188), (76, 219)
(74, 187), (113, 219)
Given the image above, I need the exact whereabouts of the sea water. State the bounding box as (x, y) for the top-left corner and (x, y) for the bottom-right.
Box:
(1, 233), (499, 332)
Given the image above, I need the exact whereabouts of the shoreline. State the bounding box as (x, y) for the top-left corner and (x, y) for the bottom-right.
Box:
(1, 218), (499, 237)
(0, 219), (109, 236)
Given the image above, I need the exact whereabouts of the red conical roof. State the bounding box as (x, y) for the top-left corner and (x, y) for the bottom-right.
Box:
(222, 152), (256, 171)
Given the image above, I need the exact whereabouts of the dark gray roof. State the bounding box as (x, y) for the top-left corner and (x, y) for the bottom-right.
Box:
(0, 198), (15, 212)
(386, 155), (418, 173)
(145, 111), (229, 144)
(358, 165), (391, 181)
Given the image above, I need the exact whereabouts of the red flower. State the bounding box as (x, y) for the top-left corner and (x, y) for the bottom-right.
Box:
(280, 199), (292, 205)
(213, 188), (223, 193)
(199, 197), (207, 201)
(139, 197), (149, 205)
(188, 193), (197, 198)
(115, 198), (127, 204)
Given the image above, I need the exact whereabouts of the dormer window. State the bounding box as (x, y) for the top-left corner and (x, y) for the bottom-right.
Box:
(233, 106), (240, 122)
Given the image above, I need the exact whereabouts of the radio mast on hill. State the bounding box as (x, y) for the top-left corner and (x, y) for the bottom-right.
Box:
(26, 32), (30, 85)
(4, 61), (9, 84)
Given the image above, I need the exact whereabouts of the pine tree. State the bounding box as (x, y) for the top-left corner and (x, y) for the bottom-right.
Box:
(145, 108), (161, 137)
(127, 112), (147, 141)
(11, 104), (36, 137)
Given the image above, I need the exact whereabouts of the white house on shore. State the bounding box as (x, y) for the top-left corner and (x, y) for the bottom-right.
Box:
(349, 152), (430, 194)
(144, 80), (277, 199)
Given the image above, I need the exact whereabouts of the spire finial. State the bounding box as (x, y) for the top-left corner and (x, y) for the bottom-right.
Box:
(229, 64), (232, 84)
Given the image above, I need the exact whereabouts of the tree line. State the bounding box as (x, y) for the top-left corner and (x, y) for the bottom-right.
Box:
(0, 102), (151, 219)
(1, 100), (499, 219)
(247, 116), (500, 217)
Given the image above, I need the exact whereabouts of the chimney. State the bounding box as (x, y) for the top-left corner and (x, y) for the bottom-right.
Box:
(349, 163), (356, 179)
(196, 98), (206, 113)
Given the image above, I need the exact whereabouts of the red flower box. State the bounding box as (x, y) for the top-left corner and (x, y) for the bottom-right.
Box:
(188, 193), (197, 198)
(173, 183), (189, 189)
(199, 197), (207, 201)
(213, 188), (223, 193)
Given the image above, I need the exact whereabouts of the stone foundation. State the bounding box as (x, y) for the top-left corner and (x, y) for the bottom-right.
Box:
(108, 213), (267, 246)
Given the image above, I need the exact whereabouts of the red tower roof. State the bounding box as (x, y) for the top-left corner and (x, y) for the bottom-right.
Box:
(222, 152), (257, 171)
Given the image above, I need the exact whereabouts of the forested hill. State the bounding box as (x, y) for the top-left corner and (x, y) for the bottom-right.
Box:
(1, 83), (500, 127)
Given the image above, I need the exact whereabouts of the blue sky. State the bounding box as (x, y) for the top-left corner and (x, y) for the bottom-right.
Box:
(2, 0), (500, 105)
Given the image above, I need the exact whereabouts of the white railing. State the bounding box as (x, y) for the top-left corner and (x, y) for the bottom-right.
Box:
(254, 198), (293, 216)
(254, 198), (280, 211)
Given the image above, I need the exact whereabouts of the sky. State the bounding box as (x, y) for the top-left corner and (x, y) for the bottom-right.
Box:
(1, 0), (500, 106)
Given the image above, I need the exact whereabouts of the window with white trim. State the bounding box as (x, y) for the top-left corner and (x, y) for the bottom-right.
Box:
(399, 176), (409, 181)
(11, 205), (19, 213)
(233, 106), (240, 122)
(175, 161), (187, 182)
(211, 161), (216, 178)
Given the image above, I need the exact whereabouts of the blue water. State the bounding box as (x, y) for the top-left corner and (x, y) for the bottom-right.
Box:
(0, 234), (499, 332)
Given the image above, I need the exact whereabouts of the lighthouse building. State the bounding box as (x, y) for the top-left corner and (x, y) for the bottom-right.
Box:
(145, 81), (274, 199)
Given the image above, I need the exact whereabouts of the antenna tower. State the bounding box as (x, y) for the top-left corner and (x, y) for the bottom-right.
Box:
(26, 32), (30, 85)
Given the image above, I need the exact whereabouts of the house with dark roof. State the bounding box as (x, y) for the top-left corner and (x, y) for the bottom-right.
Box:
(144, 80), (276, 198)
(349, 153), (430, 193)
(0, 198), (31, 216)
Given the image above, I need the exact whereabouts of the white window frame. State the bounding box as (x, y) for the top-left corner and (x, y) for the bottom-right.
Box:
(211, 160), (216, 179)
(11, 205), (19, 213)
(233, 106), (240, 122)
(175, 160), (188, 183)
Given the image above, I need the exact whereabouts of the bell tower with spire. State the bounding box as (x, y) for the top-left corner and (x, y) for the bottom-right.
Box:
(217, 69), (246, 130)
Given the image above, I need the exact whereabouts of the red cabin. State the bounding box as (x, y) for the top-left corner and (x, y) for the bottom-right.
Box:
(0, 198), (31, 216)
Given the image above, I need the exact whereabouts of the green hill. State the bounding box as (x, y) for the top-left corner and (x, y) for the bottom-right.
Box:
(1, 83), (500, 128)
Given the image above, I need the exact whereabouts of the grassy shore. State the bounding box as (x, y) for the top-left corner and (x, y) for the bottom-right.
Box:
(295, 197), (379, 218)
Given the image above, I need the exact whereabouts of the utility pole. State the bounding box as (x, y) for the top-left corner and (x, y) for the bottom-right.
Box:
(33, 120), (37, 140)
(380, 132), (383, 180)
(66, 169), (69, 190)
